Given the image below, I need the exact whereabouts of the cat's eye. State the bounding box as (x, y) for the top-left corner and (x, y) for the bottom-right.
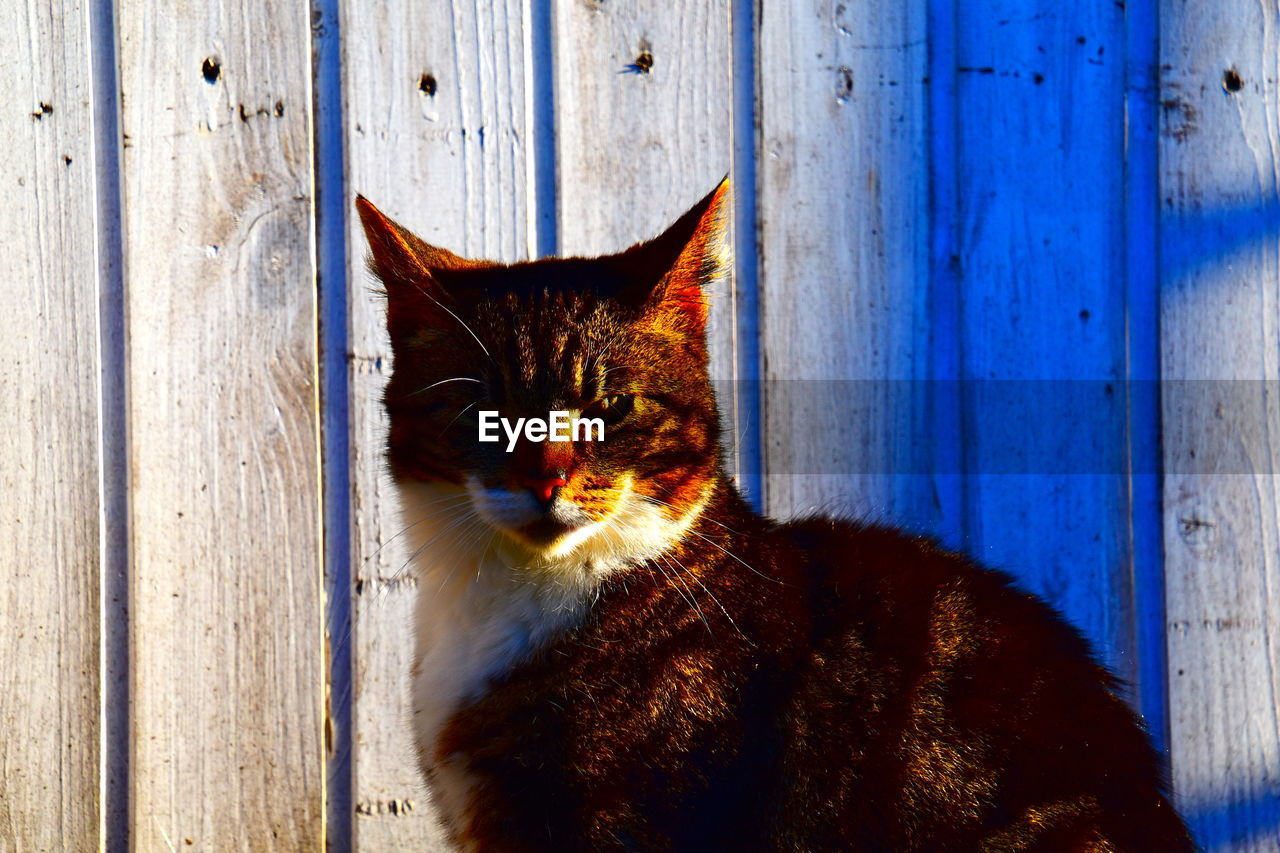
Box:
(583, 394), (635, 426)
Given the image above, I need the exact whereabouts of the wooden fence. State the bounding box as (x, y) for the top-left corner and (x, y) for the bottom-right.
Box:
(2, 0), (1278, 849)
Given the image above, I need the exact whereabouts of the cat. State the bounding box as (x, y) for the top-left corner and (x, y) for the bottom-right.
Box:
(356, 183), (1194, 852)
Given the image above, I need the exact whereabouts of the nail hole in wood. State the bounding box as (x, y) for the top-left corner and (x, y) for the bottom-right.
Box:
(202, 57), (221, 84)
(1223, 68), (1243, 93)
(418, 73), (437, 97)
(624, 50), (654, 75)
(836, 66), (853, 102)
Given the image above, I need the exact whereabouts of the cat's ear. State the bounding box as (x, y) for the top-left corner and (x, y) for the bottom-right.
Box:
(355, 195), (472, 281)
(355, 195), (472, 331)
(615, 178), (731, 333)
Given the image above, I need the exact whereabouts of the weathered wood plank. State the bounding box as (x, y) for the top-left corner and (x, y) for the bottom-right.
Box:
(341, 2), (533, 847)
(951, 7), (1134, 676)
(552, 0), (739, 454)
(757, 2), (933, 528)
(553, 1), (732, 257)
(1160, 2), (1280, 846)
(117, 3), (324, 847)
(0, 0), (102, 848)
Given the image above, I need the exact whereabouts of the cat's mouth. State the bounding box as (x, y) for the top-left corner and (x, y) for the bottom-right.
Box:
(466, 476), (608, 557)
(512, 516), (586, 548)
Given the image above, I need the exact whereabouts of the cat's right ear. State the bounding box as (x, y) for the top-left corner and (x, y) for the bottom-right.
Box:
(355, 195), (469, 329)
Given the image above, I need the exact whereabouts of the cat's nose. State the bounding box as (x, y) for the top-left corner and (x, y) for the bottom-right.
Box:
(522, 475), (567, 507)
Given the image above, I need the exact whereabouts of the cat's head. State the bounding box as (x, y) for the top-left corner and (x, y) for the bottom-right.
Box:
(358, 182), (729, 573)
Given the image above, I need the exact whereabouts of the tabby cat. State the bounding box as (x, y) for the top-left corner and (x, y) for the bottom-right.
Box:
(356, 184), (1193, 852)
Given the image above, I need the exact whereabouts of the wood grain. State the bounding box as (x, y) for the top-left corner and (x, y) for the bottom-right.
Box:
(117, 2), (324, 847)
(1160, 1), (1280, 847)
(756, 1), (933, 529)
(340, 1), (533, 847)
(552, 0), (740, 455)
(6, 0), (1279, 846)
(0, 0), (102, 848)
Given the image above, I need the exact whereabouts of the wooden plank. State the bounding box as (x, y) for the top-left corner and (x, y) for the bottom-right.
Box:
(552, 0), (738, 450)
(1122, 0), (1170, 759)
(1160, 1), (1280, 846)
(756, 2), (934, 528)
(117, 3), (324, 847)
(951, 6), (1133, 675)
(340, 2), (533, 847)
(0, 1), (102, 848)
(311, 0), (353, 848)
(553, 0), (732, 258)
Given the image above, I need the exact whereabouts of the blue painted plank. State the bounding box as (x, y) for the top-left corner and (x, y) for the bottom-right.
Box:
(1121, 0), (1169, 761)
(312, 0), (353, 846)
(951, 4), (1137, 681)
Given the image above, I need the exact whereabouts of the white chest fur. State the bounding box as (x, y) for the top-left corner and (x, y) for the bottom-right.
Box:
(395, 477), (709, 845)
(398, 482), (592, 841)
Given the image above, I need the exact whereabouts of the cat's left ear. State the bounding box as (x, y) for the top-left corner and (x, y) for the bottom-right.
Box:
(615, 178), (731, 333)
(356, 195), (482, 334)
(355, 195), (471, 285)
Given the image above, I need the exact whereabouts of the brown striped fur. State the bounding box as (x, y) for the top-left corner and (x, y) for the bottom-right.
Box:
(358, 184), (1193, 852)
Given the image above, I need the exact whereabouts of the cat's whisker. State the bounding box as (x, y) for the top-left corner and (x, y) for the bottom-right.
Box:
(387, 504), (484, 591)
(678, 526), (782, 585)
(587, 327), (628, 375)
(603, 507), (749, 642)
(631, 494), (782, 586)
(638, 546), (706, 632)
(409, 376), (484, 397)
(662, 548), (751, 644)
(634, 492), (740, 533)
(591, 484), (760, 590)
(456, 519), (499, 586)
(346, 502), (476, 629)
(410, 283), (498, 366)
(361, 494), (475, 567)
(400, 508), (489, 608)
(422, 514), (487, 581)
(349, 499), (476, 626)
(385, 499), (477, 573)
(330, 499), (481, 660)
(439, 402), (478, 437)
(657, 553), (714, 637)
(606, 513), (715, 637)
(430, 517), (491, 600)
(330, 509), (491, 716)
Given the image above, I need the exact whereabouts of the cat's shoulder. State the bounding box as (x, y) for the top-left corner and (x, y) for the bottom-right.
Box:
(767, 514), (1107, 675)
(773, 512), (1017, 596)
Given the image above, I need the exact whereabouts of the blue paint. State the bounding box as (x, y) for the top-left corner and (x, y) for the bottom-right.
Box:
(731, 0), (763, 510)
(950, 3), (1135, 678)
(90, 0), (128, 844)
(1162, 198), (1280, 282)
(1181, 791), (1280, 852)
(1122, 0), (1170, 762)
(530, 0), (557, 260)
(924, 0), (966, 550)
(312, 0), (352, 846)
(313, 1), (1280, 844)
